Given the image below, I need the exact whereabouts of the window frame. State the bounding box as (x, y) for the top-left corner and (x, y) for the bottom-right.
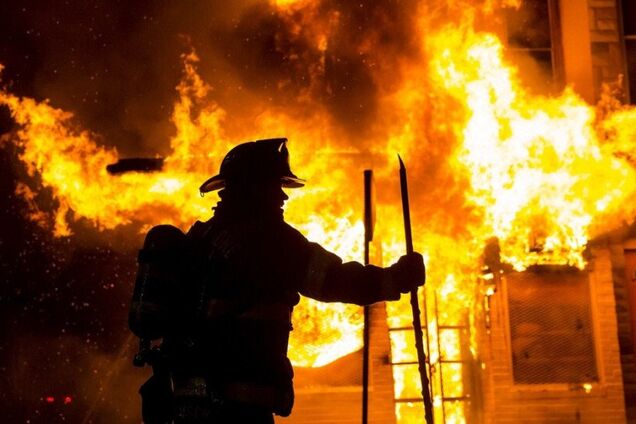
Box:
(504, 0), (565, 91)
(619, 0), (636, 103)
(501, 267), (601, 391)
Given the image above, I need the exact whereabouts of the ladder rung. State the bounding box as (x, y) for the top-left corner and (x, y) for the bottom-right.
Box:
(388, 326), (428, 332)
(394, 398), (428, 403)
(390, 360), (431, 366)
(394, 396), (471, 403)
(437, 324), (469, 330)
(390, 359), (470, 366)
(388, 324), (469, 331)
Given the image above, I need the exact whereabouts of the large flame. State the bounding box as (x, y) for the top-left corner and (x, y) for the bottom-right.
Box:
(429, 26), (636, 270)
(3, 0), (636, 422)
(0, 50), (366, 368)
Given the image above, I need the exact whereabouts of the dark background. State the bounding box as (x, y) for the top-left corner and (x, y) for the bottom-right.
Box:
(0, 1), (421, 422)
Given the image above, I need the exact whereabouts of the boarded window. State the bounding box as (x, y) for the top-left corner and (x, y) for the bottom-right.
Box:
(506, 268), (598, 384)
(622, 0), (636, 103)
(505, 0), (562, 92)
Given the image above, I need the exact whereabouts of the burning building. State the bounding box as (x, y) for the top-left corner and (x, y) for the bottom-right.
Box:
(2, 0), (636, 423)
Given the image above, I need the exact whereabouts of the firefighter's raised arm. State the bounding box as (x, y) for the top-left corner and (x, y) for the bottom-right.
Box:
(298, 241), (425, 305)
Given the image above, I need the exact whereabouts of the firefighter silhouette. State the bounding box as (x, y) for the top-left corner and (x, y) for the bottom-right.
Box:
(129, 138), (425, 424)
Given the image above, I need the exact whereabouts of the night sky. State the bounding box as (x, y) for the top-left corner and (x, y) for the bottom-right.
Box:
(0, 1), (422, 422)
(0, 2), (165, 421)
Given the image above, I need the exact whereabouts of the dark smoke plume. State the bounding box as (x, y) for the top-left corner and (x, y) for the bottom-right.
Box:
(0, 1), (423, 421)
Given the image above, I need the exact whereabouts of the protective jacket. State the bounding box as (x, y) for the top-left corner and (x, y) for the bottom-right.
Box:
(130, 206), (406, 423)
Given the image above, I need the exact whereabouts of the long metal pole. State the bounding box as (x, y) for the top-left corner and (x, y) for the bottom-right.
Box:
(398, 155), (434, 423)
(362, 169), (373, 424)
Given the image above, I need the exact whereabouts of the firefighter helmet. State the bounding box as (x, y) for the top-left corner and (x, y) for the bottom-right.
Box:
(199, 138), (305, 193)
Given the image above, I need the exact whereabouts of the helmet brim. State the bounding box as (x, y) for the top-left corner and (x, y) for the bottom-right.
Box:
(280, 176), (306, 188)
(199, 175), (225, 193)
(199, 174), (305, 193)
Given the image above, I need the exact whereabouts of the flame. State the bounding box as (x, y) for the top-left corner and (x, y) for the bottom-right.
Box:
(272, 0), (309, 8)
(0, 51), (366, 368)
(429, 26), (636, 270)
(3, 0), (636, 422)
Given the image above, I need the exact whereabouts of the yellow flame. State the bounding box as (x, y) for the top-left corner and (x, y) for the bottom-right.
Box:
(3, 2), (636, 423)
(273, 0), (309, 7)
(429, 26), (636, 270)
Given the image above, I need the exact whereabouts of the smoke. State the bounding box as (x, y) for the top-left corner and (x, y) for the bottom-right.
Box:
(206, 0), (421, 135)
(0, 0), (539, 177)
(0, 0), (425, 154)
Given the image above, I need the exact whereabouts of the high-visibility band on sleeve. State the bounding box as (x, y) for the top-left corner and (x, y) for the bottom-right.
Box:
(301, 243), (341, 298)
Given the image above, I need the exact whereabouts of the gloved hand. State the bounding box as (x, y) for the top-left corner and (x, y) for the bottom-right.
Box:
(389, 252), (426, 294)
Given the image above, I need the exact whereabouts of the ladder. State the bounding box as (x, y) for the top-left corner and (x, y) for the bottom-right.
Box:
(387, 286), (473, 423)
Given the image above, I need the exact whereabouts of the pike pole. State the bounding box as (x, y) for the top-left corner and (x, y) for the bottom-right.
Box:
(399, 155), (434, 424)
(362, 170), (373, 424)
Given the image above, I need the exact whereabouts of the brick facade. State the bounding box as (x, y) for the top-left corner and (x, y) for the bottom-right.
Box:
(612, 237), (636, 423)
(478, 247), (627, 423)
(277, 303), (396, 423)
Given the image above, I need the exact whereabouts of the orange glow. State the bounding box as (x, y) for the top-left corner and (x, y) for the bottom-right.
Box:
(429, 26), (636, 270)
(273, 0), (310, 7)
(3, 1), (636, 422)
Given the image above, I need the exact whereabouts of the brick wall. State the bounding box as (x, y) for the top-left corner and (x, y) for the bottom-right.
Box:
(277, 302), (396, 423)
(612, 237), (636, 422)
(478, 246), (627, 423)
(368, 303), (398, 424)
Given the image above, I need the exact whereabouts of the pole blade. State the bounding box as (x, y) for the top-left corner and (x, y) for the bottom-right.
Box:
(364, 170), (375, 244)
(398, 155), (413, 254)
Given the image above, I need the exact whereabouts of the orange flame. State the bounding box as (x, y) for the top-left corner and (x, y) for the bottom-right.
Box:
(429, 26), (636, 270)
(3, 1), (636, 422)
